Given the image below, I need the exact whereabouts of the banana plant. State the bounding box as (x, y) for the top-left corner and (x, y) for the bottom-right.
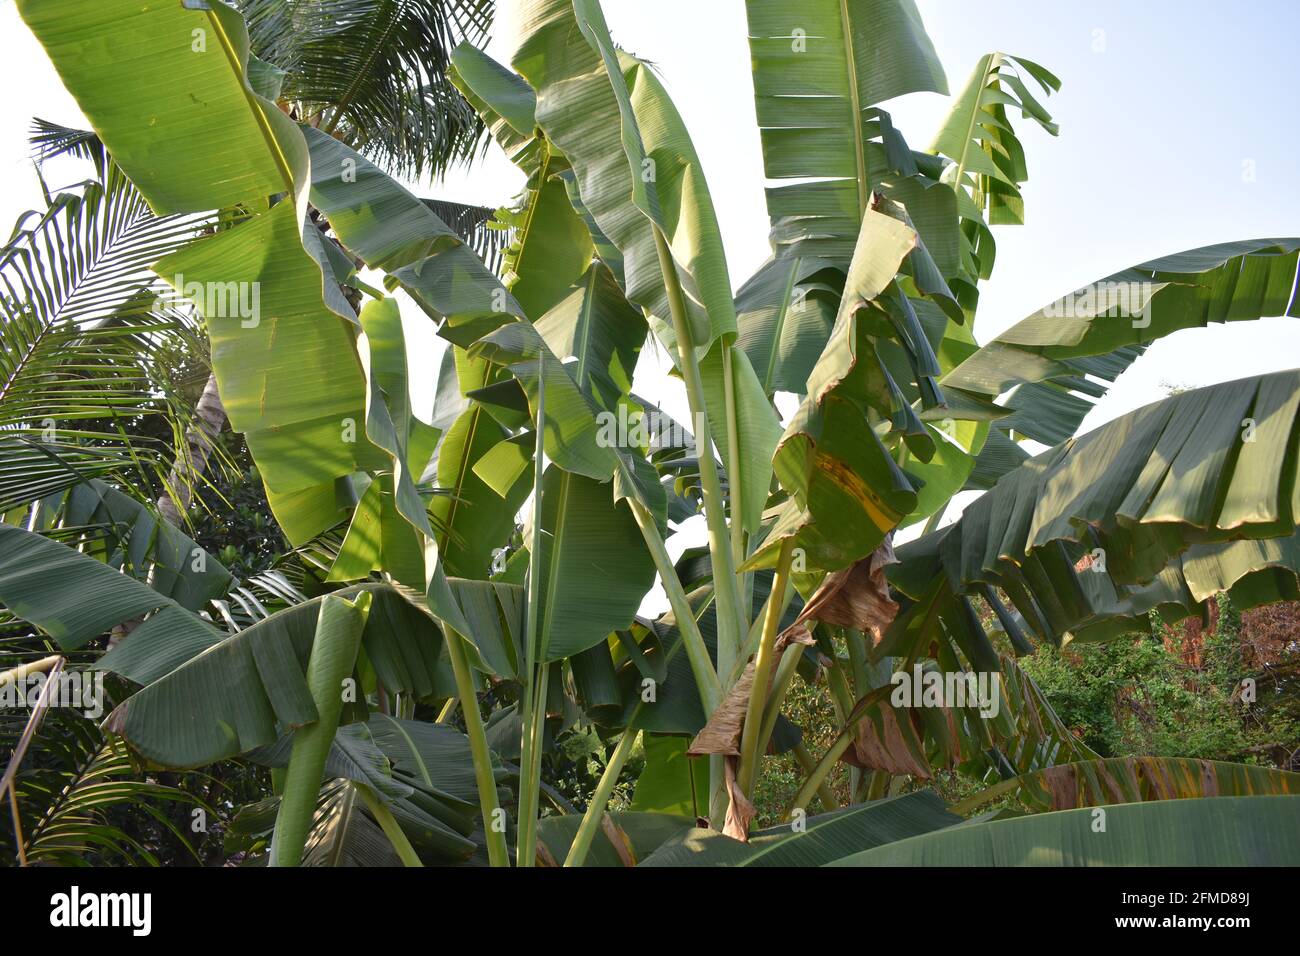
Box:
(7, 0), (1300, 871)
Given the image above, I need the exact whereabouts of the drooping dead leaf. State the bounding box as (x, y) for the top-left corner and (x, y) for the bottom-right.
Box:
(687, 626), (813, 842)
(843, 703), (932, 779)
(687, 665), (753, 758)
(721, 757), (755, 841)
(794, 540), (899, 643)
(687, 625), (814, 758)
(600, 813), (637, 866)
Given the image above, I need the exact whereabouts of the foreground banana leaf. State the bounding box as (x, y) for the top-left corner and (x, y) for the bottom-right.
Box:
(892, 370), (1300, 648)
(638, 791), (960, 866)
(0, 522), (222, 664)
(535, 811), (696, 867)
(830, 796), (1300, 866)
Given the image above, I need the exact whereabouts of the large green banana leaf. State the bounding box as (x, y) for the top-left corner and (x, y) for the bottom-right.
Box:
(58, 479), (232, 611)
(892, 370), (1300, 647)
(947, 239), (1300, 485)
(629, 734), (709, 818)
(929, 53), (1059, 234)
(466, 323), (665, 518)
(18, 0), (284, 214)
(510, 0), (781, 535)
(512, 0), (736, 355)
(745, 0), (947, 257)
(305, 123), (663, 653)
(302, 127), (524, 342)
(19, 0), (384, 499)
(429, 407), (530, 580)
(735, 256), (841, 396)
(638, 791), (960, 866)
(535, 263), (646, 413)
(18, 1), (468, 635)
(330, 297), (441, 586)
(527, 467), (657, 661)
(16, 0), (481, 636)
(0, 522), (222, 664)
(447, 43), (538, 167)
(830, 796), (1300, 865)
(745, 208), (922, 571)
(103, 584), (449, 768)
(251, 713), (482, 863)
(449, 43), (597, 321)
(0, 521), (455, 766)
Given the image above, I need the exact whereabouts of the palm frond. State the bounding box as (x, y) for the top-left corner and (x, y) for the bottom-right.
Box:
(421, 198), (511, 272)
(29, 118), (105, 169)
(238, 0), (494, 179)
(1, 706), (200, 866)
(0, 158), (213, 510)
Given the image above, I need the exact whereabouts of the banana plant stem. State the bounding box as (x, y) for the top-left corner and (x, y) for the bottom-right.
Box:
(563, 726), (642, 867)
(444, 624), (509, 867)
(788, 728), (855, 817)
(356, 783), (423, 867)
(754, 638), (805, 761)
(788, 680), (895, 817)
(271, 595), (369, 867)
(731, 568), (796, 687)
(791, 741), (839, 812)
(517, 358), (549, 867)
(517, 661), (549, 867)
(627, 497), (721, 713)
(720, 344), (747, 631)
(435, 697), (458, 723)
(737, 537), (797, 797)
(652, 226), (746, 679)
(0, 655), (61, 689)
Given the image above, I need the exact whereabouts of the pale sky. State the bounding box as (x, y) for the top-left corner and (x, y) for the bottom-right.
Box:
(3, 0), (1298, 604)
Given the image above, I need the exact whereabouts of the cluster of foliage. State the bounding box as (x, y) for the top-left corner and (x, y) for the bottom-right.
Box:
(756, 596), (1300, 823)
(1022, 599), (1299, 765)
(3, 0), (1299, 869)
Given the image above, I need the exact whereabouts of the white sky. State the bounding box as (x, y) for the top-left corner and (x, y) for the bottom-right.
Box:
(3, 0), (1298, 608)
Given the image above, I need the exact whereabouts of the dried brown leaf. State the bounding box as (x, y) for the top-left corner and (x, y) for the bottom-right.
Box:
(721, 757), (755, 842)
(687, 627), (813, 843)
(600, 813), (637, 866)
(687, 626), (814, 757)
(845, 705), (931, 779)
(795, 541), (899, 643)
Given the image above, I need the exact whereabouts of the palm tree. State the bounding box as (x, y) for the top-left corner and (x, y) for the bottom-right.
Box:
(4, 0), (1299, 867)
